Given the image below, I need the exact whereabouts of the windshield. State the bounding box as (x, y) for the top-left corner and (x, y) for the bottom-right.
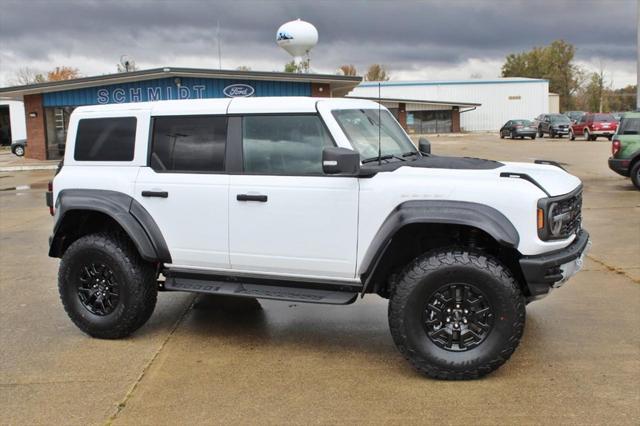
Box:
(594, 114), (614, 122)
(332, 109), (417, 160)
(550, 115), (571, 124)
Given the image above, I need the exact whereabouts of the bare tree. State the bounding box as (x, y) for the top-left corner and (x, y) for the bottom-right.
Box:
(9, 67), (46, 86)
(364, 64), (390, 81)
(338, 64), (357, 76)
(117, 58), (139, 73)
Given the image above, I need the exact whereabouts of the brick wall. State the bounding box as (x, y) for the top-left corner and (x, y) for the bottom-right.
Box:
(311, 83), (330, 97)
(397, 103), (407, 130)
(23, 94), (46, 160)
(452, 107), (461, 133)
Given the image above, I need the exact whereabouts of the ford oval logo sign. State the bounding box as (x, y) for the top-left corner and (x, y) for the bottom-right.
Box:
(223, 84), (255, 97)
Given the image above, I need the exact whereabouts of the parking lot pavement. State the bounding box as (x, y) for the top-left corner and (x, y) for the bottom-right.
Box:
(1, 136), (638, 425)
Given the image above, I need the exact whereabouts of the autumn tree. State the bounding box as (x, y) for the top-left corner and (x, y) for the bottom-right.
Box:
(283, 59), (310, 73)
(338, 64), (357, 76)
(501, 40), (583, 110)
(364, 64), (390, 81)
(47, 66), (80, 81)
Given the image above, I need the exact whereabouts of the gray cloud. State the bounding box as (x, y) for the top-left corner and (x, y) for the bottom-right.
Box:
(0, 0), (636, 86)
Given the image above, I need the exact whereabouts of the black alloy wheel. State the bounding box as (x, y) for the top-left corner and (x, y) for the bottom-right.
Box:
(422, 283), (494, 352)
(77, 262), (120, 316)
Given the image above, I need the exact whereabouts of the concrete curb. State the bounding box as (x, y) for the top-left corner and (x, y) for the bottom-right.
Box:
(0, 165), (58, 172)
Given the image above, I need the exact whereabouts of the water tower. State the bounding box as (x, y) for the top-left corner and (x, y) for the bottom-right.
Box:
(276, 19), (318, 72)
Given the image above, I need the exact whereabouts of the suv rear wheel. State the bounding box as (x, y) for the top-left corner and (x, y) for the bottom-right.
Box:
(58, 233), (157, 339)
(388, 248), (525, 380)
(631, 161), (640, 190)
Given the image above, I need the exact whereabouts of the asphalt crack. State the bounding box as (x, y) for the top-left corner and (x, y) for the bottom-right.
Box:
(105, 295), (196, 425)
(587, 254), (640, 284)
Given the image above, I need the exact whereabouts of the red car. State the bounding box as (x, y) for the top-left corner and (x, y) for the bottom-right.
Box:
(569, 113), (618, 141)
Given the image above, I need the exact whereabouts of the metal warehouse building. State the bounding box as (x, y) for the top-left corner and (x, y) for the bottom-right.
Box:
(0, 67), (361, 160)
(348, 78), (550, 133)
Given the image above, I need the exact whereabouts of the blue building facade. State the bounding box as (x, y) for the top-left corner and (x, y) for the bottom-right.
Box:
(43, 77), (312, 107)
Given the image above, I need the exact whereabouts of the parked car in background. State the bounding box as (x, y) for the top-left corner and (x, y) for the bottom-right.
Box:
(608, 111), (640, 189)
(11, 139), (26, 157)
(564, 111), (585, 123)
(570, 113), (618, 141)
(499, 119), (536, 139)
(536, 114), (571, 138)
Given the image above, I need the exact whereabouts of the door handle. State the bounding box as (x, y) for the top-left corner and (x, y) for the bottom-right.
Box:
(142, 191), (168, 198)
(237, 194), (268, 202)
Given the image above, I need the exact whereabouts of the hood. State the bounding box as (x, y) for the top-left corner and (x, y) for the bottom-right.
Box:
(498, 161), (581, 197)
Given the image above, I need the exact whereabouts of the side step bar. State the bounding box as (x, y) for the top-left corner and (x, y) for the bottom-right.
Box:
(164, 276), (358, 305)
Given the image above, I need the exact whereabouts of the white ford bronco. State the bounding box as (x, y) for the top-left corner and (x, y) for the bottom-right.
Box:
(47, 97), (589, 379)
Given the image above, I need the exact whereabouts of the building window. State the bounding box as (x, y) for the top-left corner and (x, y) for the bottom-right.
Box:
(44, 107), (74, 160)
(406, 110), (452, 134)
(74, 117), (137, 161)
(150, 115), (227, 173)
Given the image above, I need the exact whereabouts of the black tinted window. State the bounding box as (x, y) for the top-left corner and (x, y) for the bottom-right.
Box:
(74, 117), (136, 161)
(242, 115), (333, 175)
(151, 116), (227, 173)
(619, 118), (640, 135)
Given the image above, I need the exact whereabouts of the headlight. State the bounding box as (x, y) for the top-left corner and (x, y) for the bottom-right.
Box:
(548, 202), (569, 237)
(537, 186), (583, 241)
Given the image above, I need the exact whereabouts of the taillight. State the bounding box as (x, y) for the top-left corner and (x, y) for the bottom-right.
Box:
(612, 139), (621, 156)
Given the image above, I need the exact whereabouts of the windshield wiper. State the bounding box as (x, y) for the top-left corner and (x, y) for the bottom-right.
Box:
(362, 154), (406, 164)
(402, 151), (419, 158)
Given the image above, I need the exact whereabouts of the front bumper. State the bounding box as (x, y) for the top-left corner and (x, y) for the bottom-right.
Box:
(519, 230), (590, 301)
(608, 157), (630, 177)
(551, 127), (570, 134)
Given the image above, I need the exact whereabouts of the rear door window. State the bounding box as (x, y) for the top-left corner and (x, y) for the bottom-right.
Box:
(619, 118), (640, 135)
(150, 116), (227, 173)
(74, 117), (136, 161)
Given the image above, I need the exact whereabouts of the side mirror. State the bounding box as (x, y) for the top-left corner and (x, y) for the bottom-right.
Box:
(418, 137), (431, 155)
(322, 147), (360, 175)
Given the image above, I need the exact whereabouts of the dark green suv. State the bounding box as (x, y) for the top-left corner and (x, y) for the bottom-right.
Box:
(609, 112), (640, 189)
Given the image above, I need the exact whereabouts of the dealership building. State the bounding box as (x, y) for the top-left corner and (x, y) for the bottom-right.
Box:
(348, 77), (550, 133)
(0, 67), (361, 160)
(0, 69), (553, 160)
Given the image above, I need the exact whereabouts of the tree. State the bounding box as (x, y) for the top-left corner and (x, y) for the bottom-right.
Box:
(283, 59), (310, 73)
(47, 66), (80, 81)
(9, 67), (46, 86)
(338, 64), (357, 76)
(501, 40), (583, 110)
(364, 64), (390, 81)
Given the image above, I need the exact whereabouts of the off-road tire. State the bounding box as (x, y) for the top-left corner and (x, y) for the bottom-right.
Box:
(630, 161), (640, 190)
(58, 232), (157, 339)
(388, 249), (525, 380)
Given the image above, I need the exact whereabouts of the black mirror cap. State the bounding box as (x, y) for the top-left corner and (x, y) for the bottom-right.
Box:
(322, 147), (361, 175)
(418, 138), (431, 155)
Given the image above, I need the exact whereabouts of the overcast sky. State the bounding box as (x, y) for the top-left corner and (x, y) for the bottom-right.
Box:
(0, 0), (637, 88)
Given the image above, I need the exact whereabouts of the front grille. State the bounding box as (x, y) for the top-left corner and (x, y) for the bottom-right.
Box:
(556, 190), (582, 237)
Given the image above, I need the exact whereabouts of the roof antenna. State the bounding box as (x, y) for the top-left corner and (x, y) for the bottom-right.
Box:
(377, 81), (382, 165)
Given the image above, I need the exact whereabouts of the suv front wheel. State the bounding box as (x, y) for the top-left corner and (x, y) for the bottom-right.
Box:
(58, 233), (158, 339)
(388, 248), (525, 380)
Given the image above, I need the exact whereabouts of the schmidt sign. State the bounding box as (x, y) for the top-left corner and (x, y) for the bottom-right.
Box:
(95, 82), (255, 104)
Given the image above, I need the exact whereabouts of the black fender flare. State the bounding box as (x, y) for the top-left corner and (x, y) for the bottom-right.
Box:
(49, 189), (171, 263)
(358, 200), (520, 287)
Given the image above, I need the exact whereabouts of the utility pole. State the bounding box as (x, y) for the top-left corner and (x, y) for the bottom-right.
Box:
(637, 0), (639, 109)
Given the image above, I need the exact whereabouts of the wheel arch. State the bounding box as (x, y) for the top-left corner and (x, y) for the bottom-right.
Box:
(49, 189), (171, 263)
(358, 200), (522, 296)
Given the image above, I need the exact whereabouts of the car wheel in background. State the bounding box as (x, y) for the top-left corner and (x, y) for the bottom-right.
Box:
(549, 129), (555, 138)
(511, 131), (517, 139)
(531, 135), (536, 140)
(630, 161), (640, 190)
(538, 129), (544, 138)
(584, 130), (591, 141)
(500, 131), (504, 139)
(569, 130), (575, 140)
(607, 135), (613, 141)
(13, 145), (25, 156)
